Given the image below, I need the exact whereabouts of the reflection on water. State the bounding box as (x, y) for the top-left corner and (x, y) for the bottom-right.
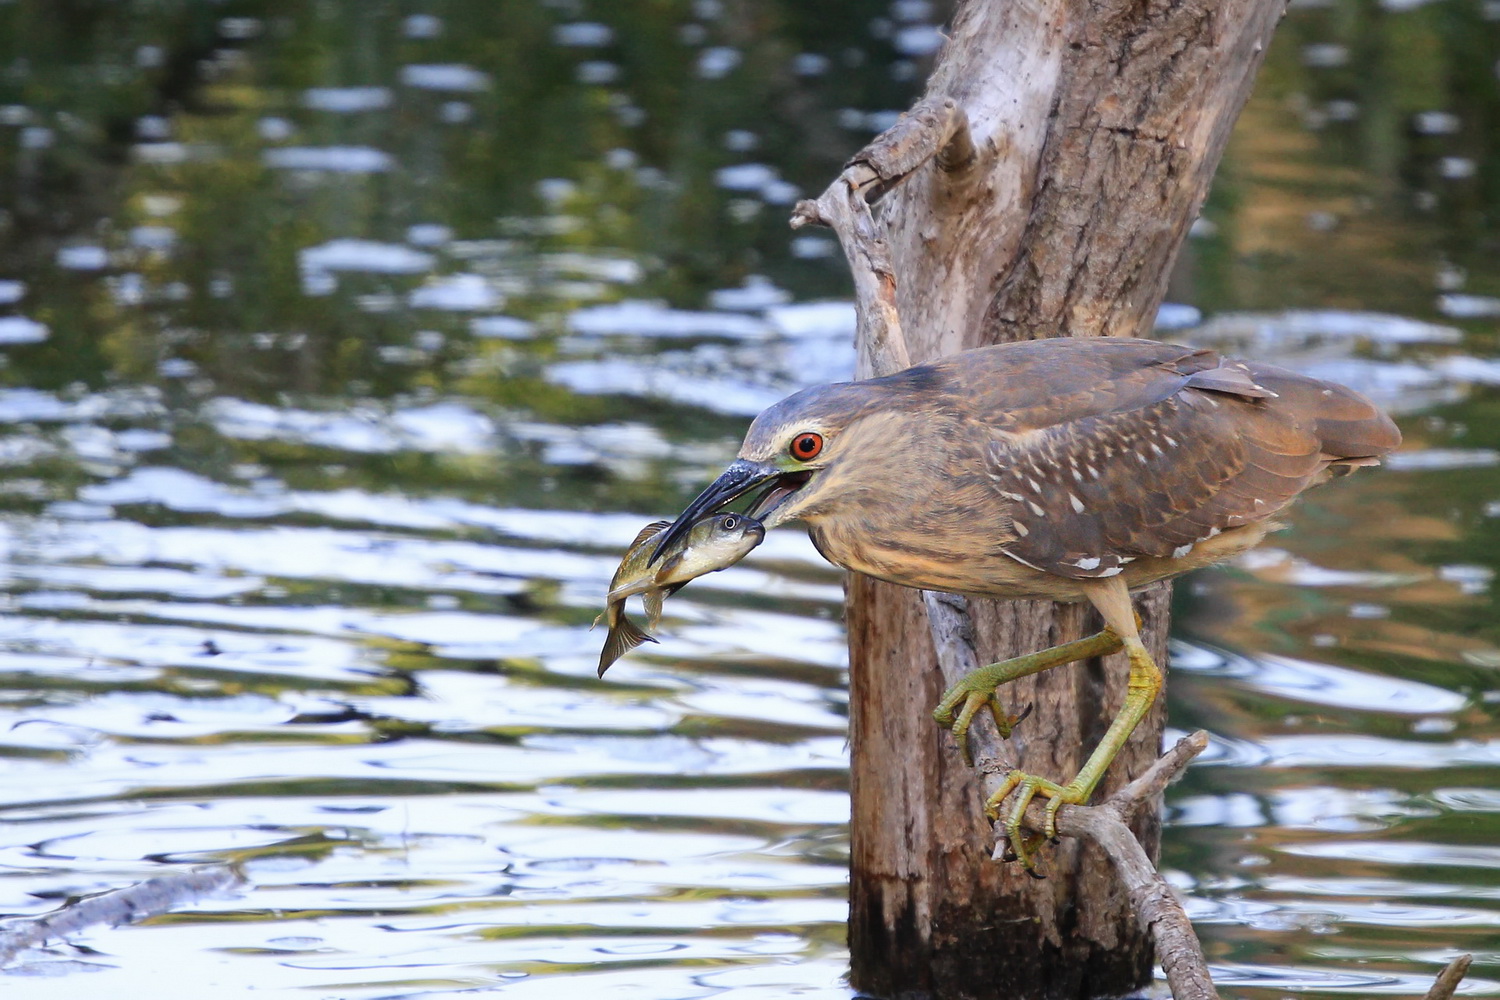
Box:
(0, 0), (1499, 997)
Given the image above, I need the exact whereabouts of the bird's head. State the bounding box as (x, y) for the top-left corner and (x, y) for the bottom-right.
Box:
(650, 366), (952, 562)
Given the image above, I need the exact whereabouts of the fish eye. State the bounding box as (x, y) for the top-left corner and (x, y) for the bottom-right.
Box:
(789, 432), (823, 462)
(720, 515), (739, 531)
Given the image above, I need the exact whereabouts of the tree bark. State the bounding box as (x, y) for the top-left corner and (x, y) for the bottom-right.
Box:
(840, 1), (1286, 997)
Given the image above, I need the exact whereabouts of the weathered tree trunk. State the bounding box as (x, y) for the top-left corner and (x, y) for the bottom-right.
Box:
(839, 1), (1286, 997)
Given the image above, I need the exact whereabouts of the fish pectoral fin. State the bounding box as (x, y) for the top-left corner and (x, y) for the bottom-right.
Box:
(598, 613), (658, 677)
(653, 554), (684, 585)
(629, 519), (674, 549)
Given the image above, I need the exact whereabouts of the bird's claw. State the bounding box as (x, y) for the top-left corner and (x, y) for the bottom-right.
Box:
(985, 768), (1087, 873)
(999, 834), (1051, 877)
(1000, 701), (1034, 737)
(933, 684), (1032, 767)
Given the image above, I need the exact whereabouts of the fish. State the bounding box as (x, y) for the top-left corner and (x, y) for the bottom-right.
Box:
(596, 512), (765, 676)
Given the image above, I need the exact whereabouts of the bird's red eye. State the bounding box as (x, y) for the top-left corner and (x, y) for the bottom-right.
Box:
(790, 432), (823, 462)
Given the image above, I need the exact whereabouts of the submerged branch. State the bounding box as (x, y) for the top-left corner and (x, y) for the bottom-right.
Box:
(0, 866), (241, 965)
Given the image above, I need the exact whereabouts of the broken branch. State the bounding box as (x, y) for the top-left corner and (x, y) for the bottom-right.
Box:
(790, 96), (984, 378)
(924, 587), (1220, 998)
(1045, 733), (1217, 1000)
(847, 96), (977, 201)
(1423, 954), (1473, 1000)
(793, 173), (909, 377)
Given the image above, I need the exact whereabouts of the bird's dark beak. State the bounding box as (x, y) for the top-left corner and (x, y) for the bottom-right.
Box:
(650, 459), (783, 564)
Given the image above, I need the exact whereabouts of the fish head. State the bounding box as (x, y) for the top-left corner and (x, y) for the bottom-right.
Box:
(698, 511), (766, 552)
(657, 513), (764, 585)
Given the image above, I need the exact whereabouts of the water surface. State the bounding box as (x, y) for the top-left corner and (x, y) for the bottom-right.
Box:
(1, 1), (1499, 997)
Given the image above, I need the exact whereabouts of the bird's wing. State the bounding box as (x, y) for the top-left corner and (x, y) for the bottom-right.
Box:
(984, 373), (1326, 580)
(943, 338), (1224, 432)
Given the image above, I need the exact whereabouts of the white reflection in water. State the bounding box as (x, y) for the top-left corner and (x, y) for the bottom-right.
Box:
(1235, 546), (1426, 587)
(399, 64), (491, 91)
(1173, 792), (1267, 828)
(408, 273), (502, 311)
(1243, 653), (1465, 714)
(671, 609), (849, 670)
(710, 276), (791, 311)
(298, 238), (433, 274)
(1433, 787), (1500, 812)
(302, 87), (393, 112)
(0, 316), (49, 344)
(1189, 308), (1462, 346)
(471, 315), (535, 338)
(1387, 448), (1500, 470)
(1206, 962), (1483, 995)
(204, 399), (494, 453)
(262, 147), (394, 172)
(1262, 873), (1500, 900)
(1285, 840), (1500, 869)
(569, 300), (770, 339)
(548, 357), (788, 416)
(0, 386), (162, 424)
(1237, 734), (1500, 770)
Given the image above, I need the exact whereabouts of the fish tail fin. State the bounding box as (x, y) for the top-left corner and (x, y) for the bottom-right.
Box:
(598, 613), (657, 677)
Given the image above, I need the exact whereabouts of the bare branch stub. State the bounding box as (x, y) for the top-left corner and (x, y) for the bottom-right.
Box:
(1423, 954), (1473, 1000)
(793, 170), (911, 376)
(789, 95), (985, 378)
(1107, 729), (1210, 822)
(935, 104), (978, 176)
(846, 97), (977, 203)
(788, 198), (830, 231)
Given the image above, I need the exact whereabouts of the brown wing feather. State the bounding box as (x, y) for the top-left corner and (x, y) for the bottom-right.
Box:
(941, 338), (1221, 433)
(984, 355), (1399, 580)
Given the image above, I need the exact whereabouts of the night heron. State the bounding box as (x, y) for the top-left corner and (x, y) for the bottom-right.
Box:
(652, 337), (1401, 866)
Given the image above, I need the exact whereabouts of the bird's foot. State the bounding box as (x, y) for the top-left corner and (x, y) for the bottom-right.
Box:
(933, 676), (1032, 766)
(985, 769), (1090, 873)
(932, 630), (1126, 766)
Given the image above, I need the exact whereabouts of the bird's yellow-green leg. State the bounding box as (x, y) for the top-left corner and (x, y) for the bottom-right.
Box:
(933, 629), (1125, 766)
(984, 576), (1163, 871)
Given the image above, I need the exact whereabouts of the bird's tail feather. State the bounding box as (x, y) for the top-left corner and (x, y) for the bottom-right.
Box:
(1246, 363), (1402, 460)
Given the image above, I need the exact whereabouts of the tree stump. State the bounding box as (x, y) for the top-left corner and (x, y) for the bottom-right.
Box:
(815, 1), (1289, 996)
